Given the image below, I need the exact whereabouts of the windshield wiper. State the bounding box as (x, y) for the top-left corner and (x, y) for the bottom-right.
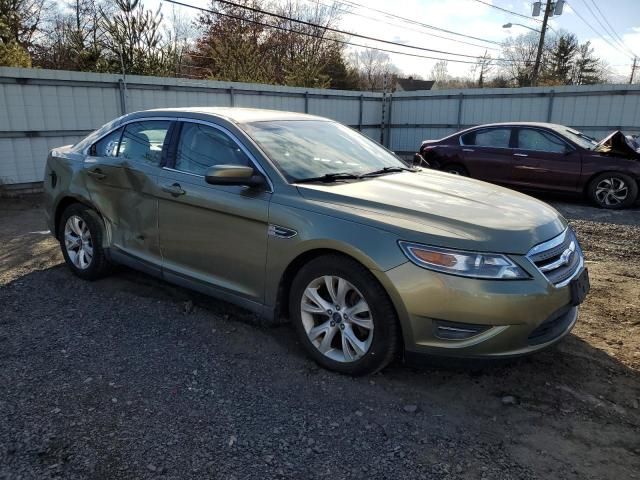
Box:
(294, 172), (363, 184)
(359, 166), (417, 177)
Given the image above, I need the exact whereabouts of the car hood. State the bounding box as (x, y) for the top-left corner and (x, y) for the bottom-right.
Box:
(296, 170), (566, 255)
(594, 131), (640, 159)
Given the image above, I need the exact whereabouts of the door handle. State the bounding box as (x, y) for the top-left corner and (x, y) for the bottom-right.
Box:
(87, 169), (106, 180)
(162, 183), (186, 197)
(462, 148), (475, 152)
(513, 153), (528, 157)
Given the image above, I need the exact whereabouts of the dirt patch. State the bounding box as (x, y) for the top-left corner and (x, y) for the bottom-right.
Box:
(0, 196), (638, 479)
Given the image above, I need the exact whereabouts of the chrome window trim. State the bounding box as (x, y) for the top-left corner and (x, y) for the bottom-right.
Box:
(170, 117), (274, 193)
(162, 166), (202, 179)
(82, 116), (177, 156)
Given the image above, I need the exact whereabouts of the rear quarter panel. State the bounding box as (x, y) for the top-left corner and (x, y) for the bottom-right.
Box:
(43, 147), (93, 237)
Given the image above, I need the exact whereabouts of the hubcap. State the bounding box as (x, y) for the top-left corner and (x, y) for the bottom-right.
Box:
(595, 177), (628, 206)
(64, 215), (93, 270)
(300, 276), (374, 363)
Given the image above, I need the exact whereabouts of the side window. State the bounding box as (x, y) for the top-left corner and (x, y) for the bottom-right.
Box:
(175, 123), (250, 176)
(518, 129), (569, 153)
(92, 128), (123, 157)
(119, 120), (171, 166)
(462, 128), (512, 148)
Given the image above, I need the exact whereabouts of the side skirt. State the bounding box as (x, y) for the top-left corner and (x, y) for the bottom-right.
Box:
(105, 247), (276, 322)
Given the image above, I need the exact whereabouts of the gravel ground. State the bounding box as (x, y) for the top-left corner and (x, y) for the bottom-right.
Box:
(1, 196), (639, 480)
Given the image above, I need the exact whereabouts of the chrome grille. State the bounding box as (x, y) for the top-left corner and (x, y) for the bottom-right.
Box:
(527, 229), (583, 287)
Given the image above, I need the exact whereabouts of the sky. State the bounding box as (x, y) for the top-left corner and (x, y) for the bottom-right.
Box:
(148, 0), (640, 83)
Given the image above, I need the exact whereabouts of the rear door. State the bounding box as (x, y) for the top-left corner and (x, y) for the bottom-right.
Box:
(510, 127), (581, 192)
(84, 119), (173, 268)
(459, 127), (515, 184)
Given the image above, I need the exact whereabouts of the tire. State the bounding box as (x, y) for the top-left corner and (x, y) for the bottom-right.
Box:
(443, 164), (468, 176)
(587, 172), (638, 209)
(289, 254), (400, 376)
(58, 204), (112, 280)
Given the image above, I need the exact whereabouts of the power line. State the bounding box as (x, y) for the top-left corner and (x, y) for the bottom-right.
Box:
(583, 0), (637, 58)
(323, 0), (504, 46)
(298, 0), (502, 51)
(164, 0), (518, 65)
(169, 0), (495, 60)
(565, 1), (633, 57)
(469, 0), (543, 23)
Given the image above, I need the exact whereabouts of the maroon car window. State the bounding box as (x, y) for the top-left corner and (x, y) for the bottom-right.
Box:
(518, 129), (568, 153)
(461, 128), (511, 148)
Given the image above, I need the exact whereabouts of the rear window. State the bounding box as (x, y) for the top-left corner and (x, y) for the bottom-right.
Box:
(461, 128), (511, 148)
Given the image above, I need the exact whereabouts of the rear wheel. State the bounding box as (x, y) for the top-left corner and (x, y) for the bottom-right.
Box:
(59, 204), (112, 280)
(443, 164), (468, 176)
(587, 172), (638, 209)
(289, 255), (400, 376)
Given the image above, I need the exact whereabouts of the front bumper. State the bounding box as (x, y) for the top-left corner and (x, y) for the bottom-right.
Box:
(377, 258), (579, 358)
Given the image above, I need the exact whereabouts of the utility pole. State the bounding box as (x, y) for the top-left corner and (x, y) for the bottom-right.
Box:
(630, 57), (638, 84)
(531, 0), (553, 87)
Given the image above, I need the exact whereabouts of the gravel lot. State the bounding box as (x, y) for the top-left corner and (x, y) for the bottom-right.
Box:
(1, 196), (639, 480)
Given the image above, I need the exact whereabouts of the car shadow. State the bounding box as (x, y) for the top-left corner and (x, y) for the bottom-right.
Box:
(528, 192), (640, 227)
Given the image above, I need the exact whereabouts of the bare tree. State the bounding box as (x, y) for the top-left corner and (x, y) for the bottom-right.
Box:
(0, 0), (47, 47)
(351, 48), (398, 91)
(430, 60), (449, 86)
(266, 0), (348, 87)
(32, 0), (107, 71)
(499, 32), (539, 87)
(471, 51), (493, 87)
(164, 4), (195, 77)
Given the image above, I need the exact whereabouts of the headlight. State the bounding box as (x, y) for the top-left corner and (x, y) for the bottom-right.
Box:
(398, 241), (530, 280)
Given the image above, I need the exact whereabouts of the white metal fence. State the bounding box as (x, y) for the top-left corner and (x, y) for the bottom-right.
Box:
(1, 66), (639, 187)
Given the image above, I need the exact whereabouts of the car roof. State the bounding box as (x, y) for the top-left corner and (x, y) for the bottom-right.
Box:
(462, 122), (568, 130)
(139, 107), (329, 124)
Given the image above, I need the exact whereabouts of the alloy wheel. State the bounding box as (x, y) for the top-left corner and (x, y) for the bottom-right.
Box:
(64, 215), (94, 270)
(300, 276), (374, 363)
(595, 177), (628, 206)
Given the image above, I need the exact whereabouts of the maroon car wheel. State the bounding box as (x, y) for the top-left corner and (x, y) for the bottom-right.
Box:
(588, 173), (638, 209)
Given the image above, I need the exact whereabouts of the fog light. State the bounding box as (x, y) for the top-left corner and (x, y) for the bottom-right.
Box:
(433, 320), (490, 340)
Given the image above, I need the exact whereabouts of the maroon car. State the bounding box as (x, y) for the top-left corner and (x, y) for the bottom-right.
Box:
(417, 122), (640, 209)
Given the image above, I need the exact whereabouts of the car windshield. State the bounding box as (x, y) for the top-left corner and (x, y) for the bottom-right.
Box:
(559, 127), (598, 150)
(243, 120), (406, 182)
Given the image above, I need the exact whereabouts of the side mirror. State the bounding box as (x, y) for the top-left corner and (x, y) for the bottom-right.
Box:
(204, 164), (266, 188)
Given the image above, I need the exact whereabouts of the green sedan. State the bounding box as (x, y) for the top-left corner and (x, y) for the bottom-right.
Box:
(43, 108), (590, 375)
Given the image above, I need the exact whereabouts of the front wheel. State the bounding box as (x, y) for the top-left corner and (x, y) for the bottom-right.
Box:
(289, 255), (400, 375)
(587, 173), (638, 209)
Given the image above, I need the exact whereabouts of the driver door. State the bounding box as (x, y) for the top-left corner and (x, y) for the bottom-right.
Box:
(158, 120), (271, 305)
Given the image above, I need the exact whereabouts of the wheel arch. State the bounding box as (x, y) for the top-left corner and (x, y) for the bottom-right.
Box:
(583, 169), (638, 195)
(53, 195), (104, 240)
(273, 248), (401, 329)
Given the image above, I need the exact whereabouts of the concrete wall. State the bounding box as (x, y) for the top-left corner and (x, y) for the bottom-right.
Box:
(1, 66), (639, 186)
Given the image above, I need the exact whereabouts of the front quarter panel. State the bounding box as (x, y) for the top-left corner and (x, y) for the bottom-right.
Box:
(264, 194), (408, 308)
